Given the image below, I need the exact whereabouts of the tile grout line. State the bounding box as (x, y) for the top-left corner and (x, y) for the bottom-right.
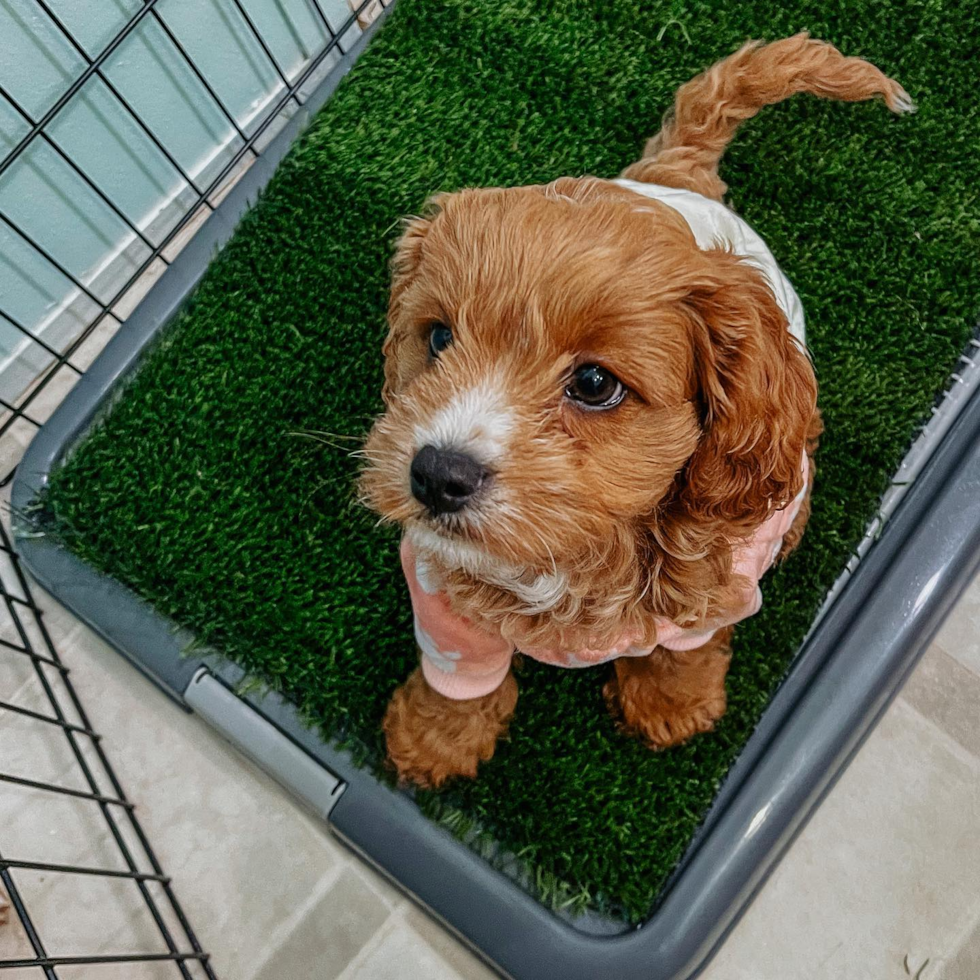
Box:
(931, 631), (980, 683)
(346, 856), (409, 913)
(334, 905), (407, 980)
(902, 642), (980, 761)
(943, 901), (980, 972)
(245, 859), (355, 980)
(892, 696), (980, 775)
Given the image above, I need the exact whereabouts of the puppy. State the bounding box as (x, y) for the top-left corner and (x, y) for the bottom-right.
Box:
(361, 34), (911, 788)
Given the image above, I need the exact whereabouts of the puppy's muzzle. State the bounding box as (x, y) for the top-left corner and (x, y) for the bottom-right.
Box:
(410, 445), (491, 515)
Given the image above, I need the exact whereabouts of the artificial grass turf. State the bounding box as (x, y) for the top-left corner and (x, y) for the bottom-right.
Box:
(41, 0), (980, 923)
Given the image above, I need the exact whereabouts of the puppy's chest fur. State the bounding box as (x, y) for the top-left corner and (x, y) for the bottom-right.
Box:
(411, 532), (687, 653)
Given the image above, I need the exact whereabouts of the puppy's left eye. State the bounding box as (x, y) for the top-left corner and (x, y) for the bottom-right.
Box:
(565, 364), (626, 409)
(428, 322), (453, 358)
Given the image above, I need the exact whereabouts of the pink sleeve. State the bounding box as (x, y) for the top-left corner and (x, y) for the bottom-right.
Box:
(655, 453), (808, 651)
(400, 540), (515, 700)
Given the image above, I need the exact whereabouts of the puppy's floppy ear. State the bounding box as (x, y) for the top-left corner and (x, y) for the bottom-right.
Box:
(381, 195), (448, 404)
(681, 251), (816, 530)
(381, 215), (430, 404)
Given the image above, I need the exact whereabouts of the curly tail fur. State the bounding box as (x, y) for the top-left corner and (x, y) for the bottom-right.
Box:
(622, 33), (913, 200)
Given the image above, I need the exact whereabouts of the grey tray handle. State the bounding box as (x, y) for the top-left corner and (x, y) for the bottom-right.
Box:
(184, 669), (346, 818)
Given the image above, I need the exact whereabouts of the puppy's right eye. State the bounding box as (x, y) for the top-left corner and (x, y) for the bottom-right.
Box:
(565, 363), (626, 410)
(428, 323), (453, 359)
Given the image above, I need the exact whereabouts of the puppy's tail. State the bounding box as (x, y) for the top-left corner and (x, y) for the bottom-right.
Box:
(622, 33), (913, 200)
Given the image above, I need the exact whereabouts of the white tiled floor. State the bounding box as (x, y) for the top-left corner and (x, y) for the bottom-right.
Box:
(1, 563), (978, 979)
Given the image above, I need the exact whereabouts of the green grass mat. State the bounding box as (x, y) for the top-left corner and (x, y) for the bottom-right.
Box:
(43, 0), (979, 922)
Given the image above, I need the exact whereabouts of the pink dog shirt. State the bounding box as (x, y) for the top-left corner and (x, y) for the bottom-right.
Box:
(402, 454), (807, 701)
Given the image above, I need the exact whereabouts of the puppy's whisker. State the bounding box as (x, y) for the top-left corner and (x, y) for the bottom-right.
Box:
(287, 431), (361, 453)
(301, 428), (364, 442)
(347, 448), (400, 461)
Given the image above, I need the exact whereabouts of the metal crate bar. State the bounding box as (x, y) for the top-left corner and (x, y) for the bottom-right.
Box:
(24, 0), (208, 195)
(0, 83), (160, 254)
(308, 0), (342, 39)
(0, 0), (165, 181)
(0, 638), (70, 673)
(140, 4), (255, 148)
(0, 213), (109, 311)
(227, 0), (301, 103)
(0, 773), (133, 809)
(0, 859), (52, 980)
(0, 398), (42, 428)
(0, 698), (99, 738)
(0, 859), (169, 884)
(0, 311), (83, 378)
(1, 952), (211, 969)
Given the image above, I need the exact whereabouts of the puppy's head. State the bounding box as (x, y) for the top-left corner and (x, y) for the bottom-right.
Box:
(360, 178), (815, 601)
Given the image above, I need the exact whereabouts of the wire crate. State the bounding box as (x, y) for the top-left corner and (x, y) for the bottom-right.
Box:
(0, 0), (390, 973)
(0, 516), (216, 978)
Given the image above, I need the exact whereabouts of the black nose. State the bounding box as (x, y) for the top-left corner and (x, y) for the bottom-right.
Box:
(410, 445), (490, 515)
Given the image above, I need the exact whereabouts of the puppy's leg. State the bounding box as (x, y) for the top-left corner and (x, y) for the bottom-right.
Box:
(623, 33), (911, 199)
(604, 627), (732, 749)
(384, 668), (518, 788)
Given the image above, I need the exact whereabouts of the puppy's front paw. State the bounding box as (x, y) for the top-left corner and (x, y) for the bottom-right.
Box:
(606, 671), (726, 749)
(383, 668), (517, 788)
(604, 639), (731, 750)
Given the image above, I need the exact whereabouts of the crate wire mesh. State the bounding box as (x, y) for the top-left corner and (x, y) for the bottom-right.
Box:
(0, 516), (216, 978)
(0, 0), (388, 487)
(0, 0), (389, 973)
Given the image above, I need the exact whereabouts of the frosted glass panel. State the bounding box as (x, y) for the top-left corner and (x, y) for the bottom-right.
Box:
(103, 16), (242, 189)
(0, 93), (31, 158)
(0, 221), (100, 351)
(320, 0), (366, 52)
(0, 0), (86, 120)
(159, 0), (284, 133)
(43, 0), (142, 60)
(48, 78), (190, 242)
(0, 0), (385, 400)
(239, 0), (331, 79)
(0, 138), (151, 303)
(0, 316), (25, 366)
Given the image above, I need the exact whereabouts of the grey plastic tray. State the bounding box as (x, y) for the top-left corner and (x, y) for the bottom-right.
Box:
(12, 18), (980, 978)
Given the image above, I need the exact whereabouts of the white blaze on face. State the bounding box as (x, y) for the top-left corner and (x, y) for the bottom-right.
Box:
(407, 379), (568, 613)
(413, 381), (513, 464)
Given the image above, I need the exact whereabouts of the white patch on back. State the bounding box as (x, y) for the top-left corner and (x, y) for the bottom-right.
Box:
(414, 382), (514, 463)
(613, 178), (807, 347)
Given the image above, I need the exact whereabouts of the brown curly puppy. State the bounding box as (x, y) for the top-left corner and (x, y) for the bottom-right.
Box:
(360, 34), (910, 787)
